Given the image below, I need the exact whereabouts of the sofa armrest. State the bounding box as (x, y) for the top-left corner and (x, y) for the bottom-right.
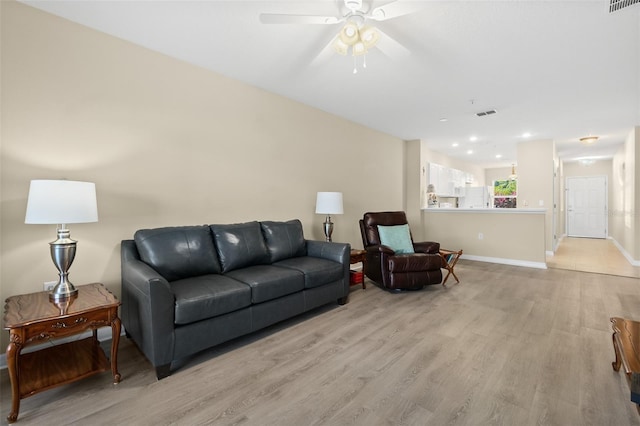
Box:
(413, 241), (440, 254)
(306, 240), (351, 301)
(121, 240), (176, 370)
(306, 240), (350, 264)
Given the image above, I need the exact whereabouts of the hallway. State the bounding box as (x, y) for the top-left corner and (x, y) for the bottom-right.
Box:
(546, 237), (640, 278)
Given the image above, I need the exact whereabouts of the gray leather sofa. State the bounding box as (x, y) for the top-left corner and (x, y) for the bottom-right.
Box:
(121, 219), (350, 379)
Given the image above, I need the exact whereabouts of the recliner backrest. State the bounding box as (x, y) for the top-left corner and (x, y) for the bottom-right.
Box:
(360, 211), (411, 248)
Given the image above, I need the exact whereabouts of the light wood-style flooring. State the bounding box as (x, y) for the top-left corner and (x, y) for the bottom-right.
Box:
(547, 237), (640, 278)
(2, 261), (640, 425)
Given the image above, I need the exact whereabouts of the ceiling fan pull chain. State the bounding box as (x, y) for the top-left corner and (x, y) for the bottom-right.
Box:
(363, 54), (367, 69)
(353, 56), (358, 74)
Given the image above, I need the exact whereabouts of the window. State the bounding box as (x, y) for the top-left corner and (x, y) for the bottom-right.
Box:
(493, 179), (517, 208)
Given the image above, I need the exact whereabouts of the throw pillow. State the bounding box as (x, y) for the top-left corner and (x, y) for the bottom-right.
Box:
(377, 224), (415, 254)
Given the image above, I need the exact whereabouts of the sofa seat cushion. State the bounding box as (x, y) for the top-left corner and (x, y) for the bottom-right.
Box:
(170, 274), (251, 325)
(134, 226), (221, 282)
(226, 265), (305, 304)
(260, 220), (307, 263)
(274, 256), (343, 289)
(210, 222), (270, 273)
(388, 253), (441, 272)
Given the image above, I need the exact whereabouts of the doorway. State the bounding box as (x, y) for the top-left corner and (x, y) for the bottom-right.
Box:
(566, 175), (607, 238)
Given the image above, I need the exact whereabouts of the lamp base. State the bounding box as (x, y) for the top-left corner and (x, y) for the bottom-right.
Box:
(49, 282), (78, 301)
(48, 225), (78, 302)
(323, 215), (334, 242)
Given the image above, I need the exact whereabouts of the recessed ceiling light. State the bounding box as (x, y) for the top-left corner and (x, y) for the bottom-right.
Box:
(439, 118), (448, 122)
(452, 142), (459, 147)
(522, 132), (532, 138)
(496, 154), (502, 159)
(467, 149), (473, 154)
(469, 136), (478, 142)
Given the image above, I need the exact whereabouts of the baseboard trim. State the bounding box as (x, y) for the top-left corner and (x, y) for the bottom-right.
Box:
(462, 254), (547, 270)
(0, 327), (125, 370)
(610, 237), (640, 266)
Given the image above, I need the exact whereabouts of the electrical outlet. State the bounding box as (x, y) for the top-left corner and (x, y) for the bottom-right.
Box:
(478, 232), (484, 240)
(44, 281), (57, 291)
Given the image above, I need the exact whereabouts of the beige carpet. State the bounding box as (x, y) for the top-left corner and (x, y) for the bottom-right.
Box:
(546, 237), (640, 278)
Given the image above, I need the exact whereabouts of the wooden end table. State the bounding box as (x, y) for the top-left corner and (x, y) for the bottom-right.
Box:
(3, 283), (121, 423)
(439, 248), (463, 286)
(611, 317), (640, 413)
(349, 249), (367, 289)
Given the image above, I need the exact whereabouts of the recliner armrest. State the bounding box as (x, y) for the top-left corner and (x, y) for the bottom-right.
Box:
(413, 241), (440, 254)
(366, 244), (395, 255)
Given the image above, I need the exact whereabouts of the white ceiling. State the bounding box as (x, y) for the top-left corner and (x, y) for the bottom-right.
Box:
(20, 0), (640, 168)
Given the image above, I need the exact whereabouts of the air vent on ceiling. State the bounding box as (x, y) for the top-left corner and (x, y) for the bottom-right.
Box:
(609, 0), (639, 13)
(476, 109), (497, 117)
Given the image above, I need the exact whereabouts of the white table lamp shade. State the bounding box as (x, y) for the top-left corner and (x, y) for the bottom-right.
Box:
(315, 192), (344, 215)
(25, 180), (98, 224)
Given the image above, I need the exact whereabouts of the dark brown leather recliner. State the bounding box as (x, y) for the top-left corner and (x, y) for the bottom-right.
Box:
(359, 211), (442, 290)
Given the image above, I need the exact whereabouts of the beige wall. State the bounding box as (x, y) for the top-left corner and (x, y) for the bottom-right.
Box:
(0, 2), (406, 350)
(405, 140), (424, 239)
(422, 210), (546, 266)
(610, 127), (639, 260)
(485, 167), (512, 186)
(517, 139), (555, 252)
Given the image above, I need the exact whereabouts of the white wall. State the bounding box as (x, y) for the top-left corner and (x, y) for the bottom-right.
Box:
(421, 143), (486, 187)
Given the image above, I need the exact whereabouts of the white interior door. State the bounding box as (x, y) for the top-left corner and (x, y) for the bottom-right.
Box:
(566, 176), (607, 238)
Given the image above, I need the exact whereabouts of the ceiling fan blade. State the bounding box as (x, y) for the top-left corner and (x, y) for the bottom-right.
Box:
(259, 13), (341, 25)
(310, 35), (340, 67)
(369, 1), (424, 21)
(374, 28), (410, 58)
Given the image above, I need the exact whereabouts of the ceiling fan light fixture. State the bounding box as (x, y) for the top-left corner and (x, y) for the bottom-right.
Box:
(352, 41), (367, 56)
(580, 136), (599, 145)
(359, 26), (379, 48)
(332, 38), (349, 55)
(339, 22), (359, 45)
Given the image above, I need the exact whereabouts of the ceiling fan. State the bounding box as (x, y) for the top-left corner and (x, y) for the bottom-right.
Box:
(259, 0), (419, 70)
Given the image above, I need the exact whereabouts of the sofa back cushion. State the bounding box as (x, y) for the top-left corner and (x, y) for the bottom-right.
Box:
(260, 220), (307, 263)
(210, 221), (270, 272)
(134, 225), (221, 282)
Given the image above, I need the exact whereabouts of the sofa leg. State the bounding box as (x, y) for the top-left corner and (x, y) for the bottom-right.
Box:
(155, 364), (171, 380)
(338, 296), (349, 305)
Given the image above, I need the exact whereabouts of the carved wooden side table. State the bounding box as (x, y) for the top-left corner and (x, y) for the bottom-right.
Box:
(611, 316), (640, 414)
(3, 283), (121, 423)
